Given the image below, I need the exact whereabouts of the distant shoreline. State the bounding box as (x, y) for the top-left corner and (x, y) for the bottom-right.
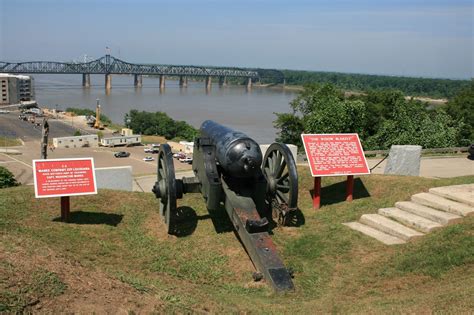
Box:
(252, 83), (448, 105)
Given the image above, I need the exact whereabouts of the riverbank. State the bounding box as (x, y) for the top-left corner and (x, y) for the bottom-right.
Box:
(254, 83), (448, 105)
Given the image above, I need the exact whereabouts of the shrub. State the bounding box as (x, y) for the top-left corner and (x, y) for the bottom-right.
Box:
(0, 166), (19, 188)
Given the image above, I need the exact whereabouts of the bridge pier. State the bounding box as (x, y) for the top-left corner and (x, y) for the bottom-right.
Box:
(82, 73), (91, 87)
(134, 74), (142, 88)
(179, 76), (188, 88)
(218, 76), (227, 87)
(105, 74), (112, 90)
(159, 75), (165, 89)
(247, 77), (252, 89)
(205, 76), (212, 90)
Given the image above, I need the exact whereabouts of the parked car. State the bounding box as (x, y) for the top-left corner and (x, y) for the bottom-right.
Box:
(114, 151), (130, 158)
(179, 157), (193, 164)
(143, 156), (155, 162)
(173, 152), (186, 159)
(144, 147), (153, 153)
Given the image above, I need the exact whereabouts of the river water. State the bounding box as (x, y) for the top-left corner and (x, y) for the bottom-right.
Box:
(33, 74), (297, 143)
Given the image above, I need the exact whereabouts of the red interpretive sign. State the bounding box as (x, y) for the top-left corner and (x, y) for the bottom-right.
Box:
(33, 158), (97, 198)
(301, 134), (370, 177)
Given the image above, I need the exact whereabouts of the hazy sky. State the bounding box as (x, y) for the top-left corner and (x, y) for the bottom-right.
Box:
(0, 0), (472, 79)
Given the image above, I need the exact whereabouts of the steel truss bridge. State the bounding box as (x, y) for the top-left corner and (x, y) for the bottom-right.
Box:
(0, 55), (285, 86)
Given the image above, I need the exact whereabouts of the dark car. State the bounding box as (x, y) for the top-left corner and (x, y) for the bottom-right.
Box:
(114, 151), (130, 158)
(468, 143), (474, 159)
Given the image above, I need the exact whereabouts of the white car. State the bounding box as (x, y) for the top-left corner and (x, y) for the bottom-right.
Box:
(143, 156), (155, 162)
(179, 157), (193, 164)
(144, 147), (153, 153)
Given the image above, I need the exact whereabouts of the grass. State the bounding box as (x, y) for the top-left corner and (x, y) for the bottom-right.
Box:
(0, 137), (22, 147)
(0, 265), (66, 312)
(0, 170), (473, 312)
(141, 135), (167, 144)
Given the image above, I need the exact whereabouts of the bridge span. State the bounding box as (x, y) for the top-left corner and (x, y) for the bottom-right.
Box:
(0, 55), (284, 90)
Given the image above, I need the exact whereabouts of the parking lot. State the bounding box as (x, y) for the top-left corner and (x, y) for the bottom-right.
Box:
(0, 110), (192, 185)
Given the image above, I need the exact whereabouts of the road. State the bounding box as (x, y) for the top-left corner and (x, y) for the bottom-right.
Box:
(0, 111), (79, 141)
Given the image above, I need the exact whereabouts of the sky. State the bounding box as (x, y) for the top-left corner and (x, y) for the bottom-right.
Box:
(0, 0), (472, 79)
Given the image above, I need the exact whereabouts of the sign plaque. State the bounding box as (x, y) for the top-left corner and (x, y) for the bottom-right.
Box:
(33, 158), (97, 198)
(301, 134), (370, 209)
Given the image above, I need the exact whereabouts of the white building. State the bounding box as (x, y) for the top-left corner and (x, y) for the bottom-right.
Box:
(101, 135), (141, 147)
(0, 74), (35, 105)
(53, 135), (99, 149)
(179, 141), (194, 154)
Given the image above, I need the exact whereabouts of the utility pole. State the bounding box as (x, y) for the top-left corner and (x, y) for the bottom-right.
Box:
(41, 119), (49, 159)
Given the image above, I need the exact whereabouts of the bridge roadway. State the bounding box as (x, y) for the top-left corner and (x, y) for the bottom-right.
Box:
(0, 55), (284, 90)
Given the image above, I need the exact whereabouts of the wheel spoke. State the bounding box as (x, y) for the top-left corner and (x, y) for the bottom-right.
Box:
(278, 172), (289, 184)
(268, 155), (274, 173)
(276, 159), (286, 179)
(274, 151), (282, 174)
(277, 184), (290, 190)
(276, 190), (289, 203)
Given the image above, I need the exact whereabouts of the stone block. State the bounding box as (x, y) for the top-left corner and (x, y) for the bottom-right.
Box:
(95, 166), (133, 192)
(384, 145), (422, 176)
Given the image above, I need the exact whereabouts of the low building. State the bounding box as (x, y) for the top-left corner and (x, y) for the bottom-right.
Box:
(53, 135), (99, 149)
(101, 135), (141, 147)
(0, 74), (35, 105)
(121, 128), (134, 136)
(179, 141), (194, 154)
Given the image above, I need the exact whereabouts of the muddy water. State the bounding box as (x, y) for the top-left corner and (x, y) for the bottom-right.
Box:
(33, 74), (296, 143)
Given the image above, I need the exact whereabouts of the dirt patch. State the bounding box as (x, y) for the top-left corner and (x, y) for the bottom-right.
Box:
(278, 226), (301, 238)
(144, 210), (177, 241)
(222, 245), (254, 276)
(0, 235), (164, 313)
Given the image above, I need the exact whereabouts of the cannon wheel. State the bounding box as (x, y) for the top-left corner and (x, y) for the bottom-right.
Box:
(152, 144), (177, 233)
(262, 143), (298, 226)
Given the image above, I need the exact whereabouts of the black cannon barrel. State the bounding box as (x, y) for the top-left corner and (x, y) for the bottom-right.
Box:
(200, 120), (262, 178)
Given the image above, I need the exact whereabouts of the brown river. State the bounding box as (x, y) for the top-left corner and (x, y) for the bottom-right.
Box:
(33, 74), (297, 143)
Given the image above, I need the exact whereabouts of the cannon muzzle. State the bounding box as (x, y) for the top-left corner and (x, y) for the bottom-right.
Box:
(200, 120), (262, 178)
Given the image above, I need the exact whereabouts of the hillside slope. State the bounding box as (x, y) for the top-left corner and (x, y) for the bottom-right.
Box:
(1, 170), (473, 313)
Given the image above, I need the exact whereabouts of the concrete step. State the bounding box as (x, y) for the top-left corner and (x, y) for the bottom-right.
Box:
(359, 214), (424, 241)
(378, 207), (443, 233)
(429, 184), (474, 207)
(395, 201), (463, 226)
(412, 193), (474, 217)
(343, 222), (406, 245)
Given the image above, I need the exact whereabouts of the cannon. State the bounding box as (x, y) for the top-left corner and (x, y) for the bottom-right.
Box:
(152, 120), (299, 292)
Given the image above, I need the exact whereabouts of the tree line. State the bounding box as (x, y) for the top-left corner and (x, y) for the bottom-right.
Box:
(124, 110), (197, 141)
(274, 82), (473, 151)
(281, 70), (471, 99)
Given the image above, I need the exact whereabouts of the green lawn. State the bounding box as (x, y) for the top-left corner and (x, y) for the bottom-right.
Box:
(0, 137), (22, 147)
(1, 169), (473, 313)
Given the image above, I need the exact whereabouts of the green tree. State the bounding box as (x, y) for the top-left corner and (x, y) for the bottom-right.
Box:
(0, 166), (18, 188)
(274, 83), (463, 150)
(125, 110), (197, 141)
(445, 82), (474, 143)
(274, 84), (367, 146)
(366, 100), (462, 149)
